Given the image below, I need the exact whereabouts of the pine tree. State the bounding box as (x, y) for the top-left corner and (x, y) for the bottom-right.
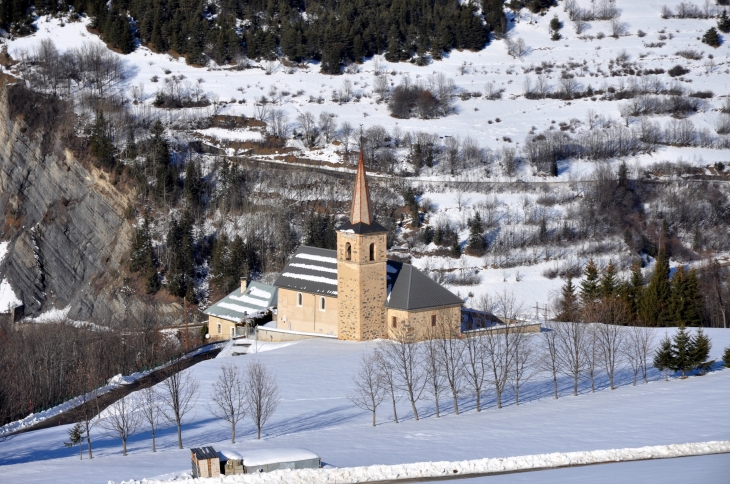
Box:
(64, 422), (86, 460)
(90, 111), (115, 170)
(538, 217), (548, 243)
(669, 325), (694, 378)
(183, 160), (203, 210)
(558, 277), (580, 322)
(689, 327), (711, 373)
(600, 261), (618, 299)
(450, 238), (462, 258)
(670, 266), (702, 327)
(719, 10), (730, 33)
(723, 345), (730, 368)
(579, 259), (600, 307)
(653, 333), (673, 381)
(702, 27), (721, 48)
(640, 250), (671, 326)
(625, 262), (644, 318)
(467, 212), (486, 254)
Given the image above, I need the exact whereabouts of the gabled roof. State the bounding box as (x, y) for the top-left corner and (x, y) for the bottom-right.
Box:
(203, 281), (277, 324)
(274, 246), (339, 297)
(386, 261), (464, 311)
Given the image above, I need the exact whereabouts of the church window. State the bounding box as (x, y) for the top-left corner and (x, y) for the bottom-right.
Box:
(431, 315), (437, 327)
(297, 292), (303, 306)
(392, 316), (397, 328)
(320, 297), (326, 311)
(369, 243), (375, 261)
(345, 243), (351, 261)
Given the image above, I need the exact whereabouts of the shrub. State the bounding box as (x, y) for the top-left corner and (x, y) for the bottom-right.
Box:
(675, 49), (703, 60)
(724, 345), (730, 368)
(668, 65), (690, 77)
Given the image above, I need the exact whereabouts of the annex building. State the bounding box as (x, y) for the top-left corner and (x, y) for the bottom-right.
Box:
(272, 153), (463, 341)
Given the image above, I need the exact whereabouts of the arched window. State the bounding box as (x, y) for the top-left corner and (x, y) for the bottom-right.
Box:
(297, 292), (303, 306)
(369, 243), (375, 261)
(345, 242), (352, 261)
(320, 297), (326, 311)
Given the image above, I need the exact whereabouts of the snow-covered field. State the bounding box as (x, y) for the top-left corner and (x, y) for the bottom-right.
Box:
(0, 327), (727, 483)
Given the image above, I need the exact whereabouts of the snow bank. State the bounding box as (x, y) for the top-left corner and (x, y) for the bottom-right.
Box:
(120, 441), (730, 483)
(0, 278), (22, 312)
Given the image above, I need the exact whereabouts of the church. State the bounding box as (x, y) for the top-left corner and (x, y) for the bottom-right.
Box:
(271, 152), (464, 342)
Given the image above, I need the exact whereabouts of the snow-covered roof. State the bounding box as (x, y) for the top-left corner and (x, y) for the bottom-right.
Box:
(217, 448), (319, 466)
(203, 281), (277, 323)
(274, 246), (339, 297)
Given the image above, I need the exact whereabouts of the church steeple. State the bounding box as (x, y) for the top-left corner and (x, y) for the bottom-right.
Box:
(350, 151), (373, 225)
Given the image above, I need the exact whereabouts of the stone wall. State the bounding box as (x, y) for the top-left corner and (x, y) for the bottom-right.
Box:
(336, 231), (387, 341)
(386, 305), (462, 342)
(208, 315), (236, 341)
(277, 288), (338, 337)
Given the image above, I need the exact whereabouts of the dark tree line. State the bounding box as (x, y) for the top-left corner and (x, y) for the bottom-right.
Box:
(53, 0), (502, 71)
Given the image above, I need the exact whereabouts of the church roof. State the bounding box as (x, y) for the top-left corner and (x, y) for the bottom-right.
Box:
(385, 261), (464, 311)
(273, 246), (339, 297)
(203, 281), (278, 324)
(337, 220), (388, 234)
(274, 247), (463, 311)
(350, 151), (374, 225)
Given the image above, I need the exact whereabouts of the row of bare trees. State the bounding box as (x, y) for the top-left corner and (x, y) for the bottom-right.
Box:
(350, 301), (656, 426)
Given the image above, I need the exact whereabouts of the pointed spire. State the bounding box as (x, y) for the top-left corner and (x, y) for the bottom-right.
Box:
(350, 150), (373, 225)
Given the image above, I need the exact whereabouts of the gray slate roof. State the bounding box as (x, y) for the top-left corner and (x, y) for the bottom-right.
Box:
(274, 246), (339, 296)
(191, 447), (219, 460)
(338, 220), (388, 234)
(275, 245), (463, 311)
(386, 261), (464, 311)
(203, 281), (278, 323)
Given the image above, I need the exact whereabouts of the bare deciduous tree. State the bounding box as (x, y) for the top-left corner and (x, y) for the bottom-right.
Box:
(628, 325), (654, 384)
(209, 363), (247, 443)
(318, 112), (337, 144)
(557, 321), (590, 396)
(348, 353), (385, 426)
(511, 331), (537, 405)
(378, 327), (425, 421)
(139, 386), (163, 452)
(296, 111), (318, 148)
(422, 327), (447, 417)
(540, 321), (562, 399)
(434, 318), (464, 415)
(583, 324), (600, 392)
(100, 394), (143, 456)
(245, 360), (280, 439)
(375, 349), (402, 423)
(160, 362), (199, 449)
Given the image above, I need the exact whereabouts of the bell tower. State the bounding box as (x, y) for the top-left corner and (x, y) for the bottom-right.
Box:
(337, 152), (388, 341)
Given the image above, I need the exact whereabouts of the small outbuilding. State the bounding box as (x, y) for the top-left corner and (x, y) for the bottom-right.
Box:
(191, 447), (221, 478)
(217, 448), (321, 474)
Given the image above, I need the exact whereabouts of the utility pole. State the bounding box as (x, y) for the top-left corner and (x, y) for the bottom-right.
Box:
(184, 297), (189, 353)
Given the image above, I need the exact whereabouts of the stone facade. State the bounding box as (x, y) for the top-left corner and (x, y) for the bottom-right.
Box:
(276, 288), (338, 336)
(336, 231), (388, 341)
(208, 315), (237, 342)
(386, 305), (462, 341)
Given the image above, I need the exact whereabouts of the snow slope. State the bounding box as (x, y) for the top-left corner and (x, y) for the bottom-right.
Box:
(0, 327), (727, 483)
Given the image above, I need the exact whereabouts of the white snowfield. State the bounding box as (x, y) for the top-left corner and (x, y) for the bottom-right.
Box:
(121, 441), (730, 484)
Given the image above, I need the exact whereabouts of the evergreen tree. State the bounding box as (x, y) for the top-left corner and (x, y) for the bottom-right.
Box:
(653, 333), (673, 381)
(640, 250), (671, 326)
(538, 217), (548, 243)
(64, 422), (86, 460)
(558, 277), (580, 322)
(600, 261), (618, 298)
(90, 111), (115, 170)
(625, 262), (644, 318)
(669, 325), (694, 378)
(579, 259), (600, 307)
(723, 345), (730, 368)
(183, 160), (203, 210)
(670, 267), (702, 327)
(719, 10), (730, 33)
(450, 238), (462, 258)
(702, 27), (721, 48)
(467, 212), (486, 254)
(689, 327), (712, 374)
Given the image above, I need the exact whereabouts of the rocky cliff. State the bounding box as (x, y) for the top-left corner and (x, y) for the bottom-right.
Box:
(0, 83), (178, 324)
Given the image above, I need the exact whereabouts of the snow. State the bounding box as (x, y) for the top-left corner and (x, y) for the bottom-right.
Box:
(247, 287), (272, 299)
(218, 302), (262, 314)
(294, 254), (338, 264)
(121, 440), (729, 483)
(195, 128), (264, 142)
(229, 294), (270, 307)
(287, 262), (339, 274)
(0, 278), (22, 313)
(215, 447), (319, 467)
(0, 327), (727, 484)
(280, 272), (338, 285)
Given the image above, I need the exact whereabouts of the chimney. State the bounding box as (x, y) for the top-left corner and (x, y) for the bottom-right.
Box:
(240, 277), (247, 293)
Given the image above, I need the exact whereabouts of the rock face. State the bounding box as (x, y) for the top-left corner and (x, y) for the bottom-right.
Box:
(0, 84), (177, 323)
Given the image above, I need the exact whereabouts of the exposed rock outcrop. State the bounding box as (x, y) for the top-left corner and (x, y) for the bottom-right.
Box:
(0, 83), (178, 324)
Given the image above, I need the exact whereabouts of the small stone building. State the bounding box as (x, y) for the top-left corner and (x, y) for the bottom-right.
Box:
(203, 280), (277, 341)
(273, 152), (463, 342)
